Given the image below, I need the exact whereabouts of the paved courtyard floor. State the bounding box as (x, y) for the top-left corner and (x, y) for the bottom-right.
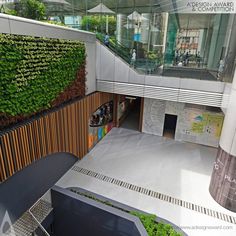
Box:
(57, 128), (236, 236)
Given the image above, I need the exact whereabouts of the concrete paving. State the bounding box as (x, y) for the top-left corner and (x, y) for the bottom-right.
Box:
(57, 128), (236, 236)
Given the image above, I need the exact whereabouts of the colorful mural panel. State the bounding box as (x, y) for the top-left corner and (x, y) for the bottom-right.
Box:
(88, 101), (113, 150)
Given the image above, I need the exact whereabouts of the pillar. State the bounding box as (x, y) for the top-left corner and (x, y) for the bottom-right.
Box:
(164, 14), (177, 65)
(209, 67), (236, 212)
(116, 14), (129, 47)
(207, 14), (229, 69)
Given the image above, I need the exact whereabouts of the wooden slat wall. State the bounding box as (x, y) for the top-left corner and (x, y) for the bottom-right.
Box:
(0, 92), (113, 182)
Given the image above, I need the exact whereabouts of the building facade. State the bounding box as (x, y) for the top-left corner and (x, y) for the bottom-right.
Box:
(0, 1), (236, 234)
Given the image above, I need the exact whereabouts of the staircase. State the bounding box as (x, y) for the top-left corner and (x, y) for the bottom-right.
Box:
(6, 199), (53, 236)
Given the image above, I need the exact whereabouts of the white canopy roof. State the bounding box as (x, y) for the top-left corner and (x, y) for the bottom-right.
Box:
(87, 3), (115, 14)
(128, 11), (148, 21)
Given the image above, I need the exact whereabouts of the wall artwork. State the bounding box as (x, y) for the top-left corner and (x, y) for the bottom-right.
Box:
(142, 98), (166, 136)
(88, 101), (113, 150)
(177, 109), (224, 146)
(142, 98), (224, 147)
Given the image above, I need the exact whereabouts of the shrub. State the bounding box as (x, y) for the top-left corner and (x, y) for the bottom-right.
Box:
(70, 189), (183, 236)
(130, 211), (182, 236)
(0, 34), (86, 117)
(81, 15), (116, 35)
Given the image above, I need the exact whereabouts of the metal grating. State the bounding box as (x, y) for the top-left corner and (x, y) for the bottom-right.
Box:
(113, 82), (144, 97)
(72, 166), (236, 225)
(179, 89), (223, 107)
(97, 80), (224, 108)
(144, 85), (179, 101)
(6, 200), (53, 236)
(97, 80), (114, 93)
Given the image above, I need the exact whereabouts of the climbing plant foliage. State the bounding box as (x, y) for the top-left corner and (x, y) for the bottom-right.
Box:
(0, 34), (86, 116)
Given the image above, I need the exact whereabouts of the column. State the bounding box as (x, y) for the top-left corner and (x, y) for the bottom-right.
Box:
(164, 14), (177, 65)
(207, 14), (229, 69)
(116, 14), (129, 46)
(209, 67), (236, 212)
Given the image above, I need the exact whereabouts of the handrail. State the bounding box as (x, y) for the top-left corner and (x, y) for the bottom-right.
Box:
(28, 211), (50, 236)
(96, 33), (131, 62)
(96, 40), (132, 69)
(28, 196), (51, 236)
(96, 39), (162, 75)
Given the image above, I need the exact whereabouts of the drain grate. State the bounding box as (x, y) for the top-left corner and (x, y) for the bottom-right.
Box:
(71, 165), (236, 225)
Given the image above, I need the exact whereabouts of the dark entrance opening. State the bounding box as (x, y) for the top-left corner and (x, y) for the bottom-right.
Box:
(119, 96), (141, 131)
(163, 114), (177, 139)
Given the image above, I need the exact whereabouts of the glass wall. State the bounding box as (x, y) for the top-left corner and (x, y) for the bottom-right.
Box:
(114, 0), (168, 75)
(1, 0), (235, 82)
(163, 13), (235, 81)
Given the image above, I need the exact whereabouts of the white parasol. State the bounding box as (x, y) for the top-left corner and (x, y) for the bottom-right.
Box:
(87, 3), (115, 33)
(128, 11), (148, 22)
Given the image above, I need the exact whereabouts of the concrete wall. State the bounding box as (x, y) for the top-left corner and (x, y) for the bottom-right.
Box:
(0, 13), (96, 95)
(51, 186), (147, 236)
(219, 69), (236, 156)
(142, 98), (224, 147)
(221, 82), (232, 113)
(96, 42), (225, 108)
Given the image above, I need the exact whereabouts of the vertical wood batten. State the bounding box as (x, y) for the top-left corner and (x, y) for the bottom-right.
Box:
(33, 121), (41, 159)
(11, 130), (21, 170)
(81, 99), (86, 157)
(0, 92), (113, 182)
(1, 135), (11, 177)
(27, 124), (35, 163)
(45, 116), (52, 155)
(0, 146), (7, 180)
(22, 126), (31, 164)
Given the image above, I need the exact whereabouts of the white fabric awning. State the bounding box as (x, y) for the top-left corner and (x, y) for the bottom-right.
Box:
(87, 3), (115, 14)
(123, 23), (138, 29)
(128, 11), (148, 21)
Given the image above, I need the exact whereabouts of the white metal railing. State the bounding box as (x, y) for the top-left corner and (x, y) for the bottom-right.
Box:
(28, 191), (52, 236)
(28, 208), (50, 236)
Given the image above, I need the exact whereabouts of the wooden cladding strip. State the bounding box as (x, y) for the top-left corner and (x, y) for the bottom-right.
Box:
(0, 147), (7, 180)
(0, 92), (113, 182)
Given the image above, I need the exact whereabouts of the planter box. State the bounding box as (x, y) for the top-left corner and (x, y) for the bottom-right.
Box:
(51, 186), (148, 236)
(68, 186), (188, 236)
(51, 186), (187, 236)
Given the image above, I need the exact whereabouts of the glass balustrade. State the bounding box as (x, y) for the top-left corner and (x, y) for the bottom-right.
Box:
(1, 0), (235, 82)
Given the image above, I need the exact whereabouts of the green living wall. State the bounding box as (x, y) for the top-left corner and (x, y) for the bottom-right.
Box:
(0, 34), (86, 120)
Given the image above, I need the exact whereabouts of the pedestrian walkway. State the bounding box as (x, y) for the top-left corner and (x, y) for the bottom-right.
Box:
(57, 128), (236, 236)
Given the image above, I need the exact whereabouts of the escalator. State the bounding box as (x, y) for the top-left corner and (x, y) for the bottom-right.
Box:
(96, 33), (131, 64)
(96, 33), (161, 74)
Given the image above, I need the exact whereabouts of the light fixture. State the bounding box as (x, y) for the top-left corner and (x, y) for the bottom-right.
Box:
(125, 96), (137, 100)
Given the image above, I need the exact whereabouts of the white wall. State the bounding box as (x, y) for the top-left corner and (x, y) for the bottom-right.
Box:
(85, 42), (96, 94)
(96, 41), (225, 92)
(219, 68), (236, 156)
(96, 41), (226, 108)
(142, 98), (224, 147)
(221, 83), (232, 113)
(0, 13), (96, 95)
